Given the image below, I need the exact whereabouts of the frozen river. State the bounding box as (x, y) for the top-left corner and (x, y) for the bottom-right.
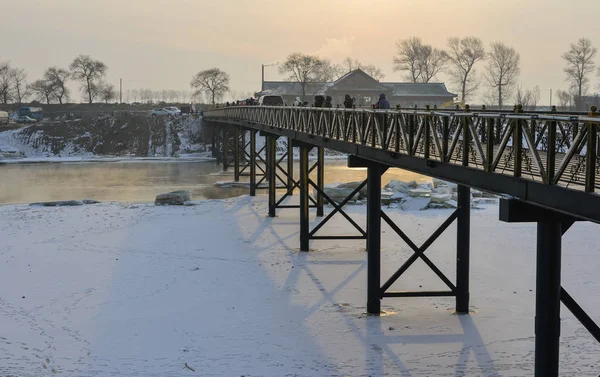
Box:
(0, 159), (430, 205)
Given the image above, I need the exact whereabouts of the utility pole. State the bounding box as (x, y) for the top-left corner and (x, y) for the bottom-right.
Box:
(549, 88), (552, 107)
(261, 65), (265, 92)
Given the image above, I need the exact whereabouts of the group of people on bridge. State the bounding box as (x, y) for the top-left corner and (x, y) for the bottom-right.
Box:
(223, 92), (391, 109)
(293, 93), (391, 110)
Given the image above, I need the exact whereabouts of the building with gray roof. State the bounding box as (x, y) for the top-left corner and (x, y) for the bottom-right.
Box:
(256, 69), (457, 108)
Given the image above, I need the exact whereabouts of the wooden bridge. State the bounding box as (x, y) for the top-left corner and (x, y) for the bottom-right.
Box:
(203, 104), (600, 377)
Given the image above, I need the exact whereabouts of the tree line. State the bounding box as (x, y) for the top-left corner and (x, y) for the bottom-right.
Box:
(392, 36), (598, 110)
(0, 55), (116, 105)
(125, 89), (193, 104)
(5, 37), (595, 109)
(190, 37), (598, 110)
(188, 55), (385, 105)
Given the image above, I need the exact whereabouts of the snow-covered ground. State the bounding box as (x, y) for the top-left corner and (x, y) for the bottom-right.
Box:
(0, 196), (599, 376)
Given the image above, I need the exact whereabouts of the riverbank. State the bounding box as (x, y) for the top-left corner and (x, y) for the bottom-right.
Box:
(0, 153), (213, 165)
(0, 114), (206, 160)
(0, 196), (598, 376)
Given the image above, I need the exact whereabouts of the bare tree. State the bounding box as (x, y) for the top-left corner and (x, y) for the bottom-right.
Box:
(393, 37), (447, 83)
(0, 63), (13, 104)
(343, 57), (361, 72)
(446, 37), (485, 103)
(190, 68), (230, 105)
(513, 86), (527, 108)
(393, 38), (422, 82)
(130, 89), (139, 103)
(145, 89), (153, 104)
(229, 90), (240, 103)
(99, 83), (116, 103)
(341, 57), (385, 80)
(361, 65), (385, 81)
(484, 42), (520, 107)
(168, 89), (177, 102)
(315, 59), (344, 82)
(529, 85), (541, 109)
(69, 55), (107, 103)
(513, 85), (540, 110)
(420, 48), (448, 83)
(30, 79), (55, 104)
(153, 90), (161, 103)
(191, 91), (202, 104)
(180, 90), (189, 103)
(44, 67), (70, 104)
(10, 68), (29, 104)
(278, 53), (325, 97)
(563, 37), (597, 110)
(555, 89), (574, 109)
(139, 89), (149, 103)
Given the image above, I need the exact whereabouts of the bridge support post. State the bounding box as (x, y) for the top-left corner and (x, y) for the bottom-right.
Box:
(250, 130), (256, 197)
(234, 127), (240, 182)
(287, 137), (294, 195)
(535, 220), (562, 377)
(264, 134), (270, 183)
(316, 146), (325, 217)
(456, 185), (470, 314)
(211, 127), (217, 159)
(299, 144), (312, 251)
(499, 199), (591, 377)
(267, 135), (278, 217)
(366, 162), (383, 315)
(221, 129), (229, 172)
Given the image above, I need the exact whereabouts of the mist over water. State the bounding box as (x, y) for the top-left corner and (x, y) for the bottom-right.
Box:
(0, 160), (429, 205)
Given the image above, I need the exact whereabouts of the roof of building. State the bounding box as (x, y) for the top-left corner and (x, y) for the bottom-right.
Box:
(257, 82), (328, 97)
(381, 82), (456, 97)
(257, 69), (457, 98)
(327, 69), (392, 93)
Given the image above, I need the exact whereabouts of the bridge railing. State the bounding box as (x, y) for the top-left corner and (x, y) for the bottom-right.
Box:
(204, 105), (600, 193)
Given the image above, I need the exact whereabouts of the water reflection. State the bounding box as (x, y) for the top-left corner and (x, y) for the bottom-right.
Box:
(0, 159), (430, 205)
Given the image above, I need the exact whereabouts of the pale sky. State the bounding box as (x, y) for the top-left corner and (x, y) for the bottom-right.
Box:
(2, 0), (599, 104)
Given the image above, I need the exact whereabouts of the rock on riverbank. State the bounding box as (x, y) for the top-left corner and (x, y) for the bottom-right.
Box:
(317, 178), (498, 211)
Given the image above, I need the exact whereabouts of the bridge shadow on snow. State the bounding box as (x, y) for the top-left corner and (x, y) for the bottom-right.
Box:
(226, 198), (501, 376)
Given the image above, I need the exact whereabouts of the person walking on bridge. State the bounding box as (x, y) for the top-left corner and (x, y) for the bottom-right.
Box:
(343, 94), (354, 109)
(375, 93), (390, 109)
(314, 95), (325, 107)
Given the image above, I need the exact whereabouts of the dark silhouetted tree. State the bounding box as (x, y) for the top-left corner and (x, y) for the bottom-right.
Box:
(446, 37), (485, 103)
(484, 42), (520, 107)
(44, 67), (70, 104)
(563, 37), (597, 110)
(279, 53), (325, 97)
(190, 68), (230, 105)
(70, 55), (107, 103)
(393, 37), (447, 83)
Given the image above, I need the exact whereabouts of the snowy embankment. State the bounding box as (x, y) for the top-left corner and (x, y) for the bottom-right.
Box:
(0, 115), (211, 162)
(0, 196), (599, 376)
